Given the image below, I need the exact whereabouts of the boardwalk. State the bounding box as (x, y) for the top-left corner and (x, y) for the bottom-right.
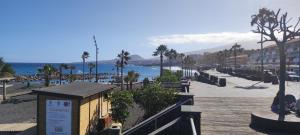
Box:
(190, 70), (300, 135)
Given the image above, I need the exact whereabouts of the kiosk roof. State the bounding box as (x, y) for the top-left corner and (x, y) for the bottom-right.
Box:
(33, 82), (116, 98)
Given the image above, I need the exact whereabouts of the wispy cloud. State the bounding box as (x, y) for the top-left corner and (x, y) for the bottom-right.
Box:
(148, 32), (259, 46)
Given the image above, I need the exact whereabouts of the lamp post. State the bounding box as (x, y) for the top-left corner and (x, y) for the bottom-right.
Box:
(93, 35), (99, 83)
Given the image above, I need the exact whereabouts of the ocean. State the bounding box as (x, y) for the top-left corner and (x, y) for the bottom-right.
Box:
(9, 63), (160, 81)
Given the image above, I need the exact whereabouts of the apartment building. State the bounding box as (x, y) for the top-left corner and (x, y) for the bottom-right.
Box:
(248, 38), (300, 73)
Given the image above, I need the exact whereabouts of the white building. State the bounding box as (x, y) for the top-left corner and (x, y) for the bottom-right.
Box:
(248, 38), (300, 74)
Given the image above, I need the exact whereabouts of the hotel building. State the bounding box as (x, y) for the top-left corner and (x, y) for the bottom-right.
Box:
(247, 38), (300, 74)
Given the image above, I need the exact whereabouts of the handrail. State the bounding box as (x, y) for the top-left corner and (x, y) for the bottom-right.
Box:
(123, 98), (193, 135)
(189, 117), (197, 135)
(148, 117), (182, 135)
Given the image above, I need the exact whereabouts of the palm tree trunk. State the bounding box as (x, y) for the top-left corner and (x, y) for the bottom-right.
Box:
(130, 82), (133, 90)
(169, 59), (171, 70)
(160, 53), (163, 77)
(278, 44), (286, 119)
(45, 74), (50, 87)
(181, 61), (184, 77)
(121, 59), (124, 90)
(234, 49), (237, 70)
(89, 67), (92, 82)
(83, 60), (85, 82)
(59, 67), (62, 85)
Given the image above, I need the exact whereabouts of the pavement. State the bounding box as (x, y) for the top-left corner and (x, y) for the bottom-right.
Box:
(189, 69), (300, 135)
(190, 69), (300, 98)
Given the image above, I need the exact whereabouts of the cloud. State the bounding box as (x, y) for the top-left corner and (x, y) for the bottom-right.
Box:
(148, 32), (260, 46)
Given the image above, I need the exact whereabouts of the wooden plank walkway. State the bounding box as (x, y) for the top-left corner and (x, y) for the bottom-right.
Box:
(193, 97), (295, 135)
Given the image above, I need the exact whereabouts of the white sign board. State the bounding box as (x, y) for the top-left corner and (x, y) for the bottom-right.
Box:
(46, 100), (72, 135)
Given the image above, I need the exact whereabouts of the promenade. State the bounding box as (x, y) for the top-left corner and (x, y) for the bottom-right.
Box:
(190, 70), (300, 135)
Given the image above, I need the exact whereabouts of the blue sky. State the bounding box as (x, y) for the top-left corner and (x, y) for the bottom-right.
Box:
(0, 0), (299, 63)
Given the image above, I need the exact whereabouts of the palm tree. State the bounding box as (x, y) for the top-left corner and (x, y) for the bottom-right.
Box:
(153, 45), (168, 77)
(124, 76), (129, 90)
(0, 57), (15, 77)
(117, 50), (130, 90)
(230, 43), (243, 70)
(165, 49), (177, 70)
(178, 53), (185, 77)
(68, 65), (76, 83)
(184, 56), (195, 77)
(38, 64), (57, 87)
(88, 63), (96, 82)
(127, 70), (140, 90)
(223, 49), (229, 68)
(59, 63), (68, 85)
(115, 60), (121, 82)
(81, 51), (89, 81)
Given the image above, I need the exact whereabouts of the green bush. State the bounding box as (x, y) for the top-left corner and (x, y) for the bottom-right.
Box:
(156, 69), (180, 82)
(142, 77), (150, 87)
(134, 82), (177, 118)
(109, 90), (133, 124)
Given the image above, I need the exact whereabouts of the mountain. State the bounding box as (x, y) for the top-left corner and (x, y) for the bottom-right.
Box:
(185, 40), (275, 55)
(99, 54), (160, 66)
(129, 55), (144, 61)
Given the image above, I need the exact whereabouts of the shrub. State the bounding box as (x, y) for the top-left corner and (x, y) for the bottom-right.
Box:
(142, 77), (150, 87)
(134, 82), (177, 118)
(109, 90), (133, 124)
(156, 69), (180, 82)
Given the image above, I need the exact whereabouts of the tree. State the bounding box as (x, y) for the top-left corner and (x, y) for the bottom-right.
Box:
(68, 65), (76, 83)
(117, 50), (130, 90)
(115, 60), (121, 83)
(124, 76), (129, 90)
(88, 63), (96, 82)
(59, 63), (68, 85)
(81, 51), (89, 81)
(127, 70), (140, 90)
(38, 64), (57, 87)
(178, 53), (185, 77)
(251, 8), (300, 118)
(230, 43), (243, 70)
(184, 56), (195, 77)
(223, 49), (229, 68)
(153, 45), (168, 77)
(109, 90), (133, 125)
(251, 9), (269, 82)
(134, 82), (177, 118)
(0, 58), (15, 77)
(164, 49), (177, 70)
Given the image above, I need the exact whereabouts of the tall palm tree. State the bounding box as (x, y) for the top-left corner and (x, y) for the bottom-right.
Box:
(117, 50), (130, 90)
(230, 43), (243, 70)
(68, 65), (76, 83)
(178, 53), (185, 77)
(223, 49), (229, 68)
(124, 76), (129, 90)
(88, 63), (96, 82)
(59, 63), (68, 85)
(127, 70), (140, 90)
(165, 49), (177, 70)
(153, 45), (168, 77)
(184, 56), (195, 77)
(38, 64), (57, 87)
(81, 51), (89, 81)
(115, 60), (121, 82)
